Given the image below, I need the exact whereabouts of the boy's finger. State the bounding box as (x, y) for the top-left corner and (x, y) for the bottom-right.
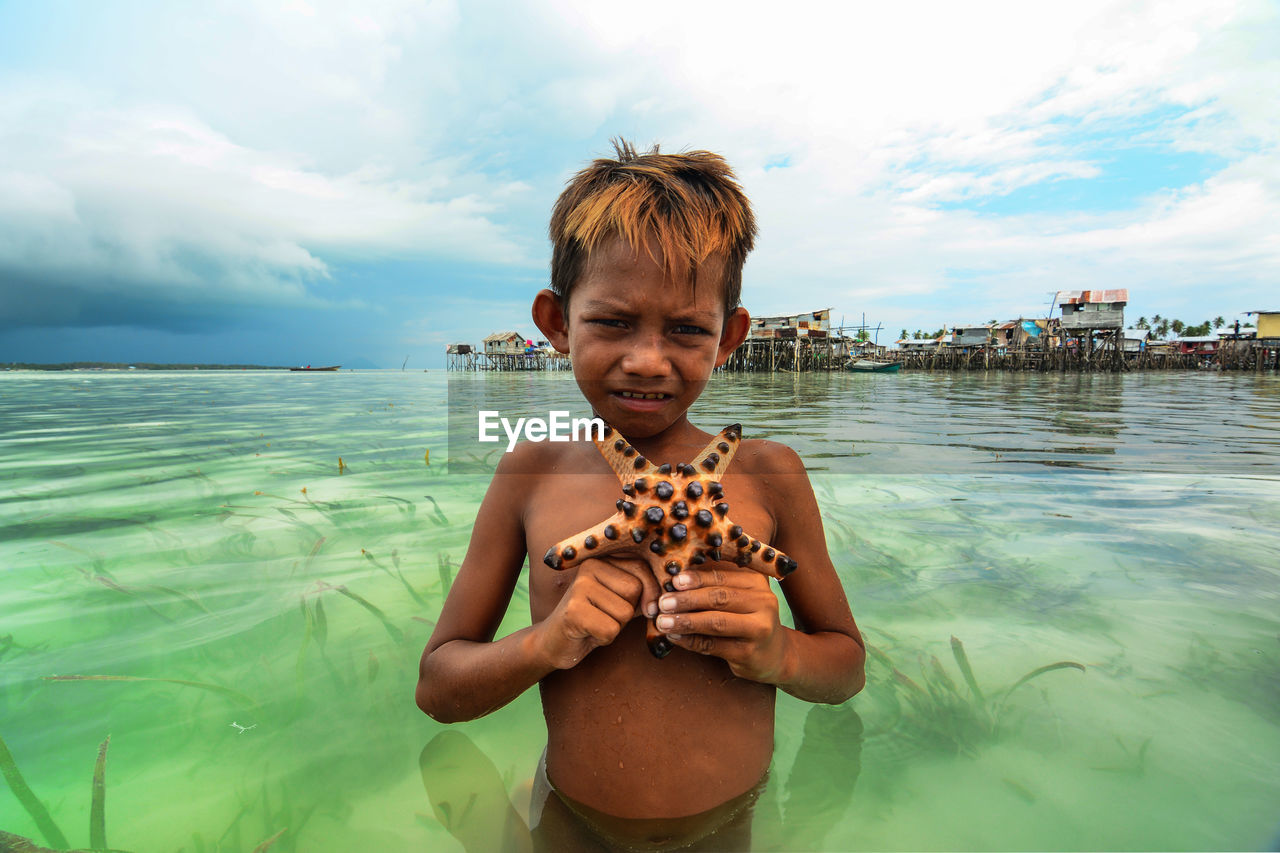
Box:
(583, 584), (642, 626)
(636, 569), (661, 618)
(595, 556), (661, 615)
(654, 610), (759, 639)
(671, 568), (767, 592)
(658, 586), (771, 616)
(567, 607), (628, 648)
(665, 633), (749, 661)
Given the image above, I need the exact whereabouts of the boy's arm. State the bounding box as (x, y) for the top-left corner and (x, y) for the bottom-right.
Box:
(657, 443), (865, 704)
(415, 448), (658, 723)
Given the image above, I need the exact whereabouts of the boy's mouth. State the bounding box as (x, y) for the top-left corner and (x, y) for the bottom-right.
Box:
(612, 389), (674, 412)
(617, 391), (671, 400)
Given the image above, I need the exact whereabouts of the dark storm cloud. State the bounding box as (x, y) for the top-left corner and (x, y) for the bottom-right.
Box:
(0, 265), (255, 333)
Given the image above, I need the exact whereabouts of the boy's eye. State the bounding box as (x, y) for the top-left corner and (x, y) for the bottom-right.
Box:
(674, 324), (711, 335)
(587, 318), (626, 328)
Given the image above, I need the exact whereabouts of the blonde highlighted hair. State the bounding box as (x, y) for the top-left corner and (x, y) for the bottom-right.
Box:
(549, 138), (756, 313)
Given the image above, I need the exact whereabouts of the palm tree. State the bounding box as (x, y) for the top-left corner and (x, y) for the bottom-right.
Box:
(1213, 316), (1225, 329)
(1136, 316), (1148, 329)
(1156, 319), (1170, 339)
(900, 328), (909, 340)
(1171, 319), (1185, 336)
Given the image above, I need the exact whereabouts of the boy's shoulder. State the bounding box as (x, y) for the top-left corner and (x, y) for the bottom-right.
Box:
(494, 435), (598, 477)
(730, 435), (807, 478)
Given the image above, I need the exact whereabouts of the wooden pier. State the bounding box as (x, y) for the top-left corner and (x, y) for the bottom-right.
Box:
(884, 339), (1278, 372)
(446, 350), (572, 371)
(721, 335), (851, 372)
(447, 336), (572, 371)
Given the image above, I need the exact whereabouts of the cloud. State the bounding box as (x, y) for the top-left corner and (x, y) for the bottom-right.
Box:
(1, 0), (1276, 357)
(0, 84), (529, 331)
(594, 0), (1279, 329)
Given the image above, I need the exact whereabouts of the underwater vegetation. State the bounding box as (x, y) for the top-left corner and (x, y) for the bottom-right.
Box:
(1183, 632), (1280, 725)
(42, 675), (255, 708)
(864, 634), (1086, 758)
(0, 732), (127, 853)
(2, 724), (318, 853)
(7, 371), (1277, 850)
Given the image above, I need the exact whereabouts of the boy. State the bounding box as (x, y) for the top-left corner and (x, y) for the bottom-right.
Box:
(416, 140), (865, 849)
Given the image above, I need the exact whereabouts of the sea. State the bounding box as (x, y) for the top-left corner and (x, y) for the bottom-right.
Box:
(1, 369), (1278, 851)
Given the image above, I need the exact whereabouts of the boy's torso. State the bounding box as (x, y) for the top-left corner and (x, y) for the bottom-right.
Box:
(520, 435), (780, 819)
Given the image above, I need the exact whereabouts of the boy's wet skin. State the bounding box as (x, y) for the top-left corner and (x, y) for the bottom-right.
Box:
(537, 241), (855, 817)
(417, 143), (865, 840)
(521, 435), (786, 817)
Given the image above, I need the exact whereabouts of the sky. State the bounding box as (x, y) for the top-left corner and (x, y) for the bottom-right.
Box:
(1, 0), (1277, 368)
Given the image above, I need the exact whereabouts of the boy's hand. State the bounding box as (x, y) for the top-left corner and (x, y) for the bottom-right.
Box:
(534, 556), (661, 670)
(654, 568), (791, 684)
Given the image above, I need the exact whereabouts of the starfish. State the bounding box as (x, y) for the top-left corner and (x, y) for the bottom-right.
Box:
(543, 423), (797, 658)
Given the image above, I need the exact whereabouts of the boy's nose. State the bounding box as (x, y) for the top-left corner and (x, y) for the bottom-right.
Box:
(621, 335), (671, 376)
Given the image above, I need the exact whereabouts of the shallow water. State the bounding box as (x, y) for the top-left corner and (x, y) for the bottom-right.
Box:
(1, 370), (1277, 851)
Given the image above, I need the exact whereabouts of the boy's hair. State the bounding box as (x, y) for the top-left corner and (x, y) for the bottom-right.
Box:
(549, 138), (757, 315)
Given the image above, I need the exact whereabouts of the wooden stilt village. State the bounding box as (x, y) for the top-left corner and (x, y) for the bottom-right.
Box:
(446, 298), (1280, 374)
(446, 331), (571, 371)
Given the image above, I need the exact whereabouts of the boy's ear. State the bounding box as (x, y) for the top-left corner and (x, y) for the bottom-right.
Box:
(715, 307), (750, 367)
(532, 289), (571, 354)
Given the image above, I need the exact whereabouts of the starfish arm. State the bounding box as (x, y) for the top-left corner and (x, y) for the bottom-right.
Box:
(595, 424), (661, 488)
(543, 510), (643, 570)
(721, 527), (797, 580)
(689, 423), (742, 479)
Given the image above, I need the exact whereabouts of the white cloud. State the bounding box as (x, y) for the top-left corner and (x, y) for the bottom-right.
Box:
(0, 84), (532, 323)
(563, 0), (1279, 330)
(1, 0), (1276, 346)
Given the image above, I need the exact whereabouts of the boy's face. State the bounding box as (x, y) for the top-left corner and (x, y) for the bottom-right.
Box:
(534, 235), (748, 439)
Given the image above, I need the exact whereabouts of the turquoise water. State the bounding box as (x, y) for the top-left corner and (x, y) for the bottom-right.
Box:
(1, 370), (1278, 851)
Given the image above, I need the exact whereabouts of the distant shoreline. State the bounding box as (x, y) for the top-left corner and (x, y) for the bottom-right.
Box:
(2, 362), (292, 371)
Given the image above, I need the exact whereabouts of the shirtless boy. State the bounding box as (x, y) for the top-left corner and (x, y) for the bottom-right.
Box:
(416, 140), (865, 849)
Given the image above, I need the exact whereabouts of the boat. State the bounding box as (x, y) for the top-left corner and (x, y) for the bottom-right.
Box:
(289, 365), (341, 372)
(847, 359), (901, 373)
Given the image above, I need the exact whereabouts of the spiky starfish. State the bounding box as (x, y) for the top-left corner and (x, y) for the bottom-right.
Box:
(543, 423), (797, 658)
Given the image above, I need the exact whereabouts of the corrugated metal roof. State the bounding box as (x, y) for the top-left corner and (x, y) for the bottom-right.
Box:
(483, 331), (523, 342)
(1056, 289), (1128, 304)
(751, 308), (832, 327)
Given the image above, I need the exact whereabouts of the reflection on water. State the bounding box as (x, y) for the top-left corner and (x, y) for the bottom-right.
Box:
(699, 371), (1280, 474)
(1, 370), (1278, 851)
(446, 371), (1280, 475)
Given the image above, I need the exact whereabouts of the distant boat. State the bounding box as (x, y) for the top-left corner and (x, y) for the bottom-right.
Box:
(289, 365), (341, 372)
(847, 359), (901, 373)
